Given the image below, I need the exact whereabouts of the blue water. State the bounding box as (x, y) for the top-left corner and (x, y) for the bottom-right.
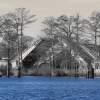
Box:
(0, 77), (100, 100)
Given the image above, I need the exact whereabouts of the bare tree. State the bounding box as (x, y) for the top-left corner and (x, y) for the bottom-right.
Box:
(71, 14), (84, 76)
(0, 15), (15, 77)
(12, 8), (36, 77)
(56, 15), (75, 71)
(42, 17), (58, 76)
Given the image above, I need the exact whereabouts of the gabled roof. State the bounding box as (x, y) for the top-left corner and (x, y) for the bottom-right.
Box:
(22, 38), (58, 67)
(63, 37), (96, 63)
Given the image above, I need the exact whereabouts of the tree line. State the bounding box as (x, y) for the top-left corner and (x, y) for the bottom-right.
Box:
(0, 8), (100, 77)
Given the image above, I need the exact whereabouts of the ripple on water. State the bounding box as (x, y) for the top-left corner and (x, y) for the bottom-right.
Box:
(0, 77), (100, 100)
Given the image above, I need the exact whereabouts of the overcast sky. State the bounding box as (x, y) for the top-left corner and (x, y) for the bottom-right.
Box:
(0, 0), (100, 38)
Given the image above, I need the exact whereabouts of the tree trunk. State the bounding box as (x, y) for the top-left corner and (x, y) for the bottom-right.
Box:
(7, 33), (10, 77)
